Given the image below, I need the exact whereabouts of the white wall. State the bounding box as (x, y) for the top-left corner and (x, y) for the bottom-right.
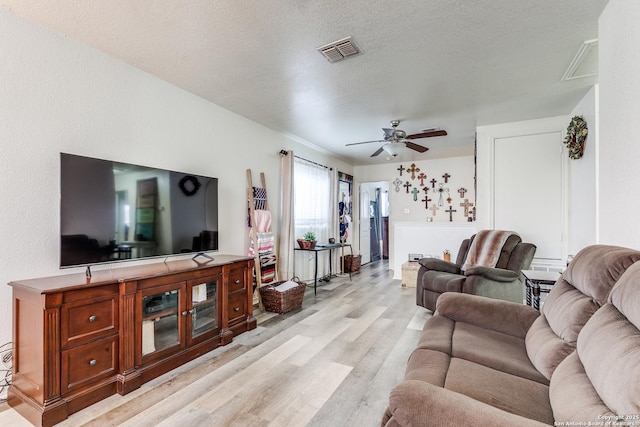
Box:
(598, 0), (640, 249)
(354, 155), (476, 274)
(568, 85), (598, 255)
(0, 10), (352, 348)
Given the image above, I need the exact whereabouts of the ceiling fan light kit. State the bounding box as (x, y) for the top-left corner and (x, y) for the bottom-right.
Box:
(383, 142), (405, 157)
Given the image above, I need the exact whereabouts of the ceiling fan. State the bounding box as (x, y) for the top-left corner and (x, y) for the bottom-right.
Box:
(346, 120), (447, 157)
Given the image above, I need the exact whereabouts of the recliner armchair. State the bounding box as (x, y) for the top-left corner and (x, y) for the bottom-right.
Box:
(416, 231), (536, 311)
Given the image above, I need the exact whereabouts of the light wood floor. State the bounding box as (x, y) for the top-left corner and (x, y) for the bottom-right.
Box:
(0, 260), (431, 427)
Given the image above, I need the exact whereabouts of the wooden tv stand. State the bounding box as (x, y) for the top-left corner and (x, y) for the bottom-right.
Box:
(7, 255), (256, 427)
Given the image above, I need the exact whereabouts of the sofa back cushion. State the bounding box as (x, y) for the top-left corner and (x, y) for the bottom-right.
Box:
(549, 261), (640, 421)
(525, 245), (640, 379)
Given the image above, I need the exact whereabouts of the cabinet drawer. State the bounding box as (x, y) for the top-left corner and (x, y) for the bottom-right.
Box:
(228, 267), (247, 293)
(62, 294), (118, 347)
(62, 335), (118, 395)
(227, 292), (246, 324)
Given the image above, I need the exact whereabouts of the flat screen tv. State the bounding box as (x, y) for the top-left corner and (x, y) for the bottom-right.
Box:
(60, 153), (219, 268)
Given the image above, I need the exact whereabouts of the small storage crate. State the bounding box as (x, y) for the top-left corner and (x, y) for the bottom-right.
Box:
(342, 255), (362, 272)
(259, 278), (306, 314)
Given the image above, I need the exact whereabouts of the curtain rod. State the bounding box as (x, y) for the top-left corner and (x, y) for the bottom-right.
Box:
(279, 150), (332, 170)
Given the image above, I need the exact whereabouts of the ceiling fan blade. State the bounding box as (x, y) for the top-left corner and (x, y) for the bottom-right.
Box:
(406, 130), (448, 139)
(345, 139), (384, 146)
(405, 141), (429, 153)
(370, 147), (384, 157)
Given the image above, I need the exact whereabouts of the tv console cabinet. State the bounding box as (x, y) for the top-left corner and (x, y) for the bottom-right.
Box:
(7, 255), (256, 427)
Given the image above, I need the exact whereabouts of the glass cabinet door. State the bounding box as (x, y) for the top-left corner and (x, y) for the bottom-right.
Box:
(141, 283), (183, 357)
(188, 277), (219, 344)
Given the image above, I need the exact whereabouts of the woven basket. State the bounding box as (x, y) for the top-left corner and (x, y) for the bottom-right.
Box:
(342, 255), (362, 272)
(259, 277), (306, 314)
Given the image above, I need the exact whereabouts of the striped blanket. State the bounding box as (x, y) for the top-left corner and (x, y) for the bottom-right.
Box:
(461, 230), (517, 272)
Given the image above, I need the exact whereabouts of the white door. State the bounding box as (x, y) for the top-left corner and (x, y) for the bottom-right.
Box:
(493, 132), (564, 261)
(359, 188), (371, 264)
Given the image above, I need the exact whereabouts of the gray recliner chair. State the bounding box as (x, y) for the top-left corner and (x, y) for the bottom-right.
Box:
(416, 231), (536, 311)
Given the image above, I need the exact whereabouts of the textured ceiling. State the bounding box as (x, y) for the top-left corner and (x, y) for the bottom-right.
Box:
(0, 0), (608, 165)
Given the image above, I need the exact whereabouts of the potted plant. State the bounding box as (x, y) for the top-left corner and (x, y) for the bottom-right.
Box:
(297, 231), (317, 249)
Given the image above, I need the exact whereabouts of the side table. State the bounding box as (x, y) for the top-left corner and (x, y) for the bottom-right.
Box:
(522, 270), (561, 310)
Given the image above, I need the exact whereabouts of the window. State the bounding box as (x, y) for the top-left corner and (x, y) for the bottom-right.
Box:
(294, 157), (331, 243)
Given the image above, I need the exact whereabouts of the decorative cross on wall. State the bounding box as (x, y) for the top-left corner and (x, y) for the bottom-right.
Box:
(393, 178), (402, 192)
(429, 205), (439, 217)
(397, 165), (405, 176)
(458, 187), (467, 198)
(422, 186), (429, 194)
(411, 187), (419, 201)
(404, 181), (412, 194)
(442, 173), (451, 183)
(445, 205), (457, 222)
(460, 198), (474, 216)
(407, 163), (420, 180)
(430, 178), (437, 188)
(421, 196), (432, 209)
(437, 183), (449, 206)
(417, 172), (427, 186)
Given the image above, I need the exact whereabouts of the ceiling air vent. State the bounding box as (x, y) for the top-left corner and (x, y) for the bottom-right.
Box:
(317, 36), (362, 63)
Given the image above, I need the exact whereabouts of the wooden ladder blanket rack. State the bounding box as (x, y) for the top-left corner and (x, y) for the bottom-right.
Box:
(247, 169), (278, 310)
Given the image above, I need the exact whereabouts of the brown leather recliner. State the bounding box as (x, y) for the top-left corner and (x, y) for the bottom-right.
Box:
(416, 231), (536, 311)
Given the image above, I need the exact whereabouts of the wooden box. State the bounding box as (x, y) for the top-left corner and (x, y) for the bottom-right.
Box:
(401, 261), (421, 287)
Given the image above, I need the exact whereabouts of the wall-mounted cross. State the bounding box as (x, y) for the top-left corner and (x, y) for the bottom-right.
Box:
(417, 172), (427, 186)
(429, 205), (439, 216)
(403, 181), (412, 193)
(458, 187), (467, 198)
(430, 178), (437, 188)
(423, 186), (429, 194)
(421, 196), (432, 209)
(407, 163), (420, 180)
(445, 205), (457, 222)
(392, 178), (402, 192)
(442, 173), (451, 183)
(437, 183), (449, 206)
(411, 187), (419, 201)
(397, 165), (405, 176)
(460, 198), (474, 216)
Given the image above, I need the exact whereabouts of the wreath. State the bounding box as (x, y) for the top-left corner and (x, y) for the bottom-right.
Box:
(178, 175), (201, 196)
(563, 116), (588, 160)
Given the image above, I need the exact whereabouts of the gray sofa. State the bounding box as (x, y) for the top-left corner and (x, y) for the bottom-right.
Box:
(383, 244), (640, 426)
(416, 231), (536, 311)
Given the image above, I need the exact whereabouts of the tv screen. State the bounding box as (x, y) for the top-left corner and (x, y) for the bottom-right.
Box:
(60, 153), (219, 268)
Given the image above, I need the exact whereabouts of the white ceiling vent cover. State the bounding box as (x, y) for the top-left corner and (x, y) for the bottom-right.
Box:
(317, 36), (362, 63)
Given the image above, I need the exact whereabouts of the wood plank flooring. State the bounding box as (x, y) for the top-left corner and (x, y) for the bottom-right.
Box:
(0, 260), (431, 427)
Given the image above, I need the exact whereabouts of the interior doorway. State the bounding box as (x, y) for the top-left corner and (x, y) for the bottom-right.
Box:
(359, 181), (389, 264)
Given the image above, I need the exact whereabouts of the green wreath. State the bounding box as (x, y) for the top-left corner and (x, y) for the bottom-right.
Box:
(563, 116), (588, 160)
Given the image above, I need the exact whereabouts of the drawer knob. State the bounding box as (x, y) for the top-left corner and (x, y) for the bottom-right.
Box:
(234, 307), (240, 312)
(89, 315), (97, 322)
(181, 311), (188, 316)
(234, 279), (241, 284)
(89, 359), (97, 366)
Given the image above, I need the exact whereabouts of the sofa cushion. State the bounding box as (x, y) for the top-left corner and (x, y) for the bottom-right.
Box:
(549, 261), (640, 422)
(444, 358), (554, 424)
(525, 244), (640, 380)
(452, 322), (547, 384)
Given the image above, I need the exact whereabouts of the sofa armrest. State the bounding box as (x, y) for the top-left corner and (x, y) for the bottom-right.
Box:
(463, 266), (519, 282)
(434, 292), (539, 338)
(418, 258), (461, 274)
(385, 380), (548, 427)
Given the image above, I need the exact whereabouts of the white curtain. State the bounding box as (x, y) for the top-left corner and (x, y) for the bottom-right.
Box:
(293, 157), (332, 282)
(278, 150), (295, 281)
